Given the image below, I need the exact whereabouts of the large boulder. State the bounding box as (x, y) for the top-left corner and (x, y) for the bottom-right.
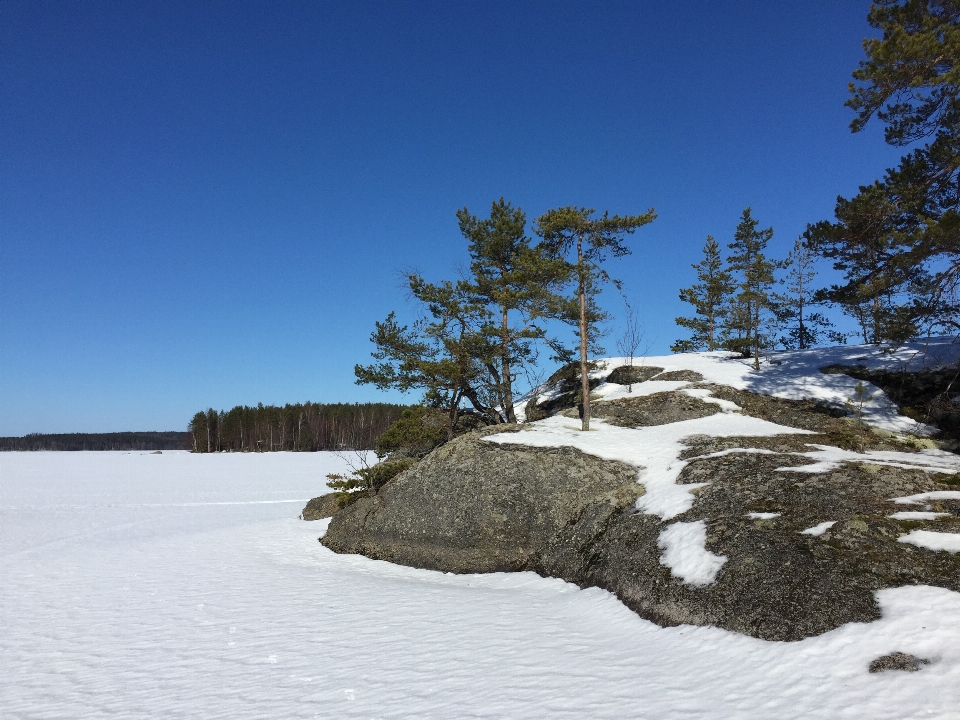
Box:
(322, 426), (643, 573)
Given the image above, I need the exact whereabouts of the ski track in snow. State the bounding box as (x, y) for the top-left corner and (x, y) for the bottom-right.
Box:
(4, 452), (958, 719)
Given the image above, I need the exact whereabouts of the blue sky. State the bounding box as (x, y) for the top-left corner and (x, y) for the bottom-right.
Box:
(1, 1), (902, 435)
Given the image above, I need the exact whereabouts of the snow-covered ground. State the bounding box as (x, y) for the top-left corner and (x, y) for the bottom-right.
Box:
(3, 451), (959, 719)
(552, 336), (960, 434)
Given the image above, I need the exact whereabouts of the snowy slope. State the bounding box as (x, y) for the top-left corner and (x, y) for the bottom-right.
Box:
(3, 451), (960, 719)
(520, 337), (960, 432)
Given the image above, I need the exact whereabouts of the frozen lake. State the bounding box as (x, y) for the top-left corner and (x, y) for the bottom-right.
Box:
(2, 451), (959, 719)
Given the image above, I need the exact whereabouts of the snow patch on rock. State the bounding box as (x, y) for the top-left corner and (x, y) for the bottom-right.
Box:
(898, 530), (960, 553)
(657, 520), (728, 587)
(800, 521), (837, 536)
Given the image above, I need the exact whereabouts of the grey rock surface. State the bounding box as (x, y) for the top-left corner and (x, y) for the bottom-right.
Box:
(321, 388), (960, 641)
(869, 652), (931, 673)
(575, 392), (720, 427)
(301, 493), (340, 521)
(323, 426), (642, 573)
(606, 365), (664, 385)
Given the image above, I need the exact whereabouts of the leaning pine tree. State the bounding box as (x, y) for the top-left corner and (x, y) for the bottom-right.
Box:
(535, 205), (656, 431)
(671, 235), (734, 352)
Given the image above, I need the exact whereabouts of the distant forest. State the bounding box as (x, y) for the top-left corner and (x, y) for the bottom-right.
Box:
(188, 402), (409, 453)
(0, 432), (189, 451)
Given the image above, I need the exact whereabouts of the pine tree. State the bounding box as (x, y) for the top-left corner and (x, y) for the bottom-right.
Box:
(810, 1), (960, 338)
(672, 235), (734, 352)
(808, 184), (917, 344)
(457, 198), (569, 423)
(725, 208), (779, 369)
(535, 205), (657, 430)
(772, 235), (841, 350)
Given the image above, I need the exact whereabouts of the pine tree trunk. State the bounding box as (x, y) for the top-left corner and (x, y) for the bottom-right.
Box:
(500, 305), (516, 423)
(578, 234), (590, 431)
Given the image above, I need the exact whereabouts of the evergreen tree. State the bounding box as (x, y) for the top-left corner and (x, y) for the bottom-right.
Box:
(457, 198), (569, 423)
(810, 1), (960, 337)
(354, 292), (493, 439)
(535, 205), (657, 430)
(672, 235), (735, 352)
(808, 184), (917, 344)
(772, 235), (841, 350)
(725, 208), (779, 369)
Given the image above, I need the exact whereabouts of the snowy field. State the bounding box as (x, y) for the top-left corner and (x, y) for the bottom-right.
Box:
(3, 451), (960, 719)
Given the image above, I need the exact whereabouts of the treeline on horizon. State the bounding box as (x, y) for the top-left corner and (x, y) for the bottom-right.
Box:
(0, 432), (189, 452)
(188, 402), (409, 453)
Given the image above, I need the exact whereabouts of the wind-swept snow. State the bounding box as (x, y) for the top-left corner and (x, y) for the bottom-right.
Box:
(3, 452), (960, 719)
(776, 445), (960, 475)
(888, 511), (951, 521)
(657, 520), (727, 586)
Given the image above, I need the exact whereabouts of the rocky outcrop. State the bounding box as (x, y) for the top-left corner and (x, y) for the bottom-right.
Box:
(323, 426), (642, 573)
(576, 391), (720, 427)
(606, 365), (664, 385)
(301, 493), (339, 520)
(321, 388), (960, 641)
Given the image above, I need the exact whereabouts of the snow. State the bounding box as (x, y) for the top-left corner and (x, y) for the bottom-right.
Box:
(657, 520), (728, 586)
(800, 521), (838, 536)
(892, 490), (960, 505)
(488, 414), (810, 520)
(588, 339), (960, 435)
(898, 530), (960, 553)
(888, 511), (952, 521)
(746, 512), (781, 520)
(775, 445), (960, 475)
(3, 451), (960, 719)
(681, 386), (742, 412)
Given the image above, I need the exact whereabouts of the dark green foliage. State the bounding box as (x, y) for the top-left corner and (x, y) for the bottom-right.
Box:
(187, 402), (408, 453)
(535, 206), (657, 429)
(672, 235), (735, 352)
(356, 199), (573, 436)
(810, 1), (960, 338)
(326, 458), (417, 507)
(374, 406), (448, 459)
(457, 199), (571, 423)
(724, 208), (781, 368)
(375, 405), (488, 459)
(0, 432), (188, 452)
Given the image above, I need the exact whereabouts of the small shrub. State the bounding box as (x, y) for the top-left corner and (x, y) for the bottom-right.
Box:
(326, 458), (416, 507)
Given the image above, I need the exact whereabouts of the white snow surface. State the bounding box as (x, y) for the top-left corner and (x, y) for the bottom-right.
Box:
(898, 530), (960, 553)
(893, 490), (960, 505)
(888, 511), (952, 521)
(776, 445), (960, 475)
(800, 521), (838, 536)
(746, 512), (782, 520)
(581, 338), (960, 434)
(657, 520), (727, 586)
(3, 452), (960, 719)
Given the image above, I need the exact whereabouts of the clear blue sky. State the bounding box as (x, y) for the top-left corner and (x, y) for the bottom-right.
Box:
(1, 1), (902, 435)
